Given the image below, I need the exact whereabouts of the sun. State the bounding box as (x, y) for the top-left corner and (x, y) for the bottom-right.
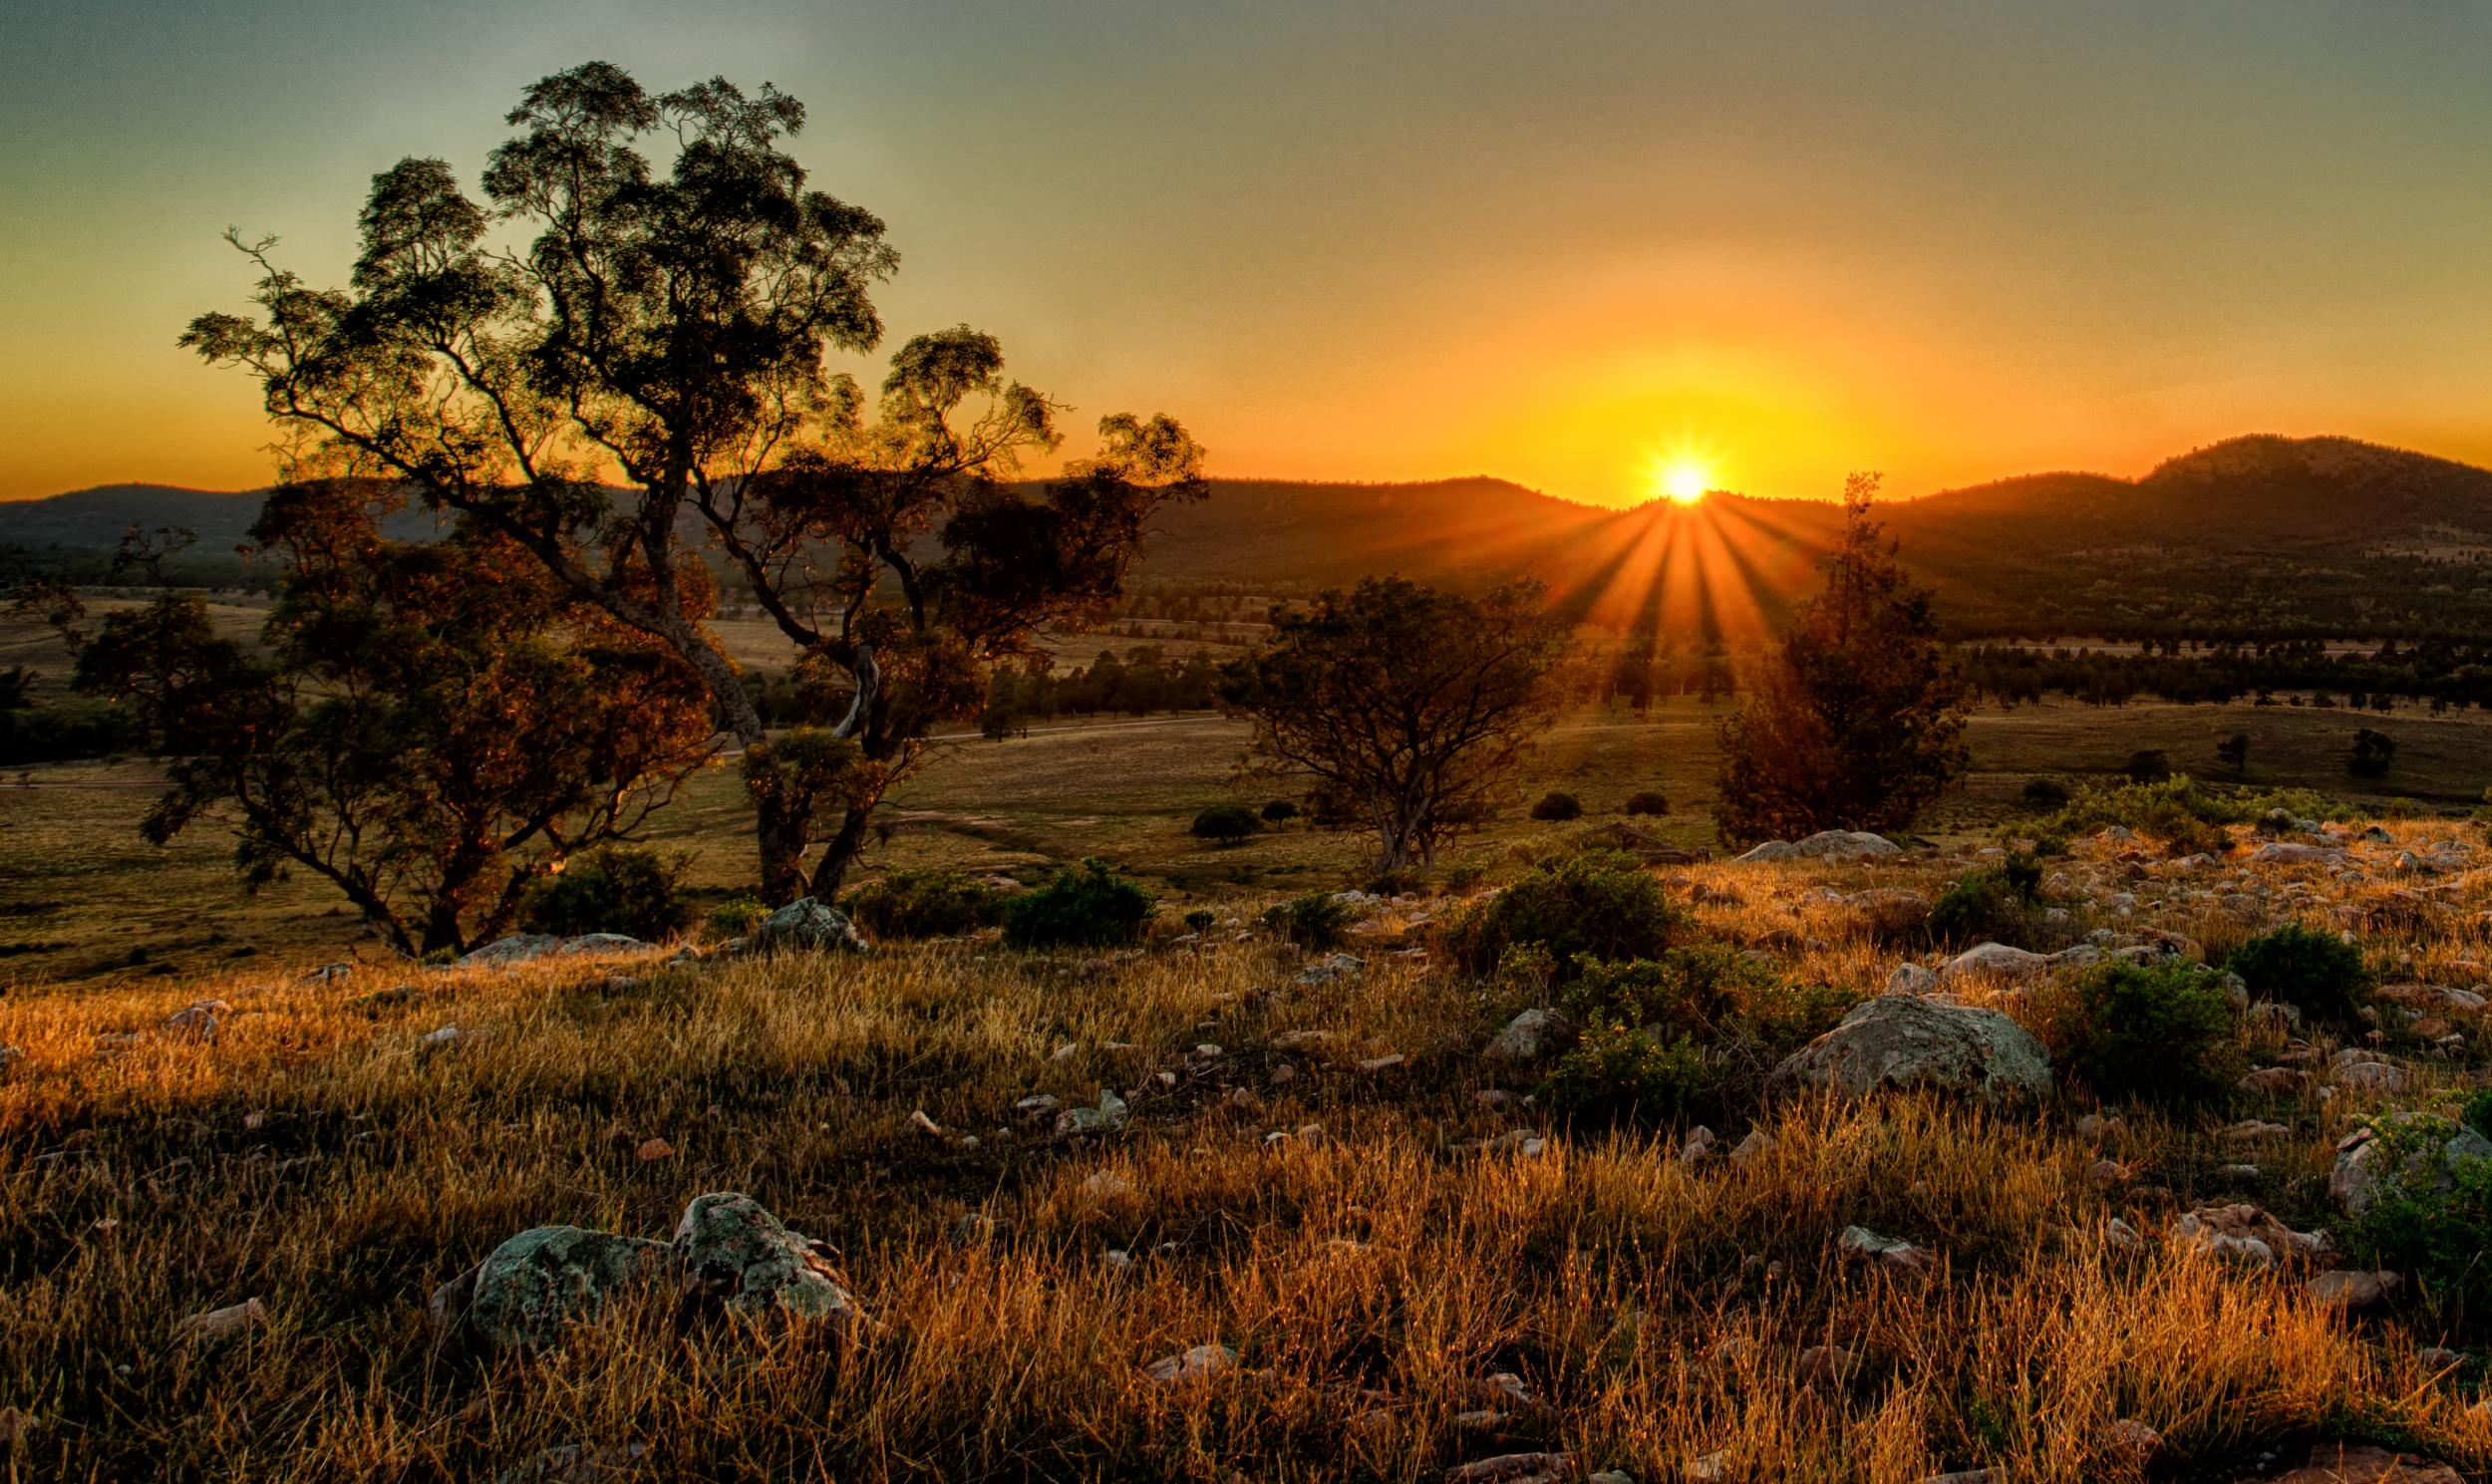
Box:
(1656, 456), (1713, 505)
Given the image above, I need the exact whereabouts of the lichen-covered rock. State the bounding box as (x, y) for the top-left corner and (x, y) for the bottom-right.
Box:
(1486, 1007), (1572, 1060)
(461, 1227), (667, 1351)
(2330, 1114), (2492, 1217)
(458, 933), (651, 969)
(672, 1192), (865, 1334)
(1884, 963), (1941, 996)
(1771, 992), (2050, 1102)
(1735, 830), (1903, 865)
(1936, 942), (2053, 982)
(753, 899), (870, 954)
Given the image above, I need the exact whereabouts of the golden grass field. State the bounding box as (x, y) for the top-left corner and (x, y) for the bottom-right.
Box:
(3, 809), (2492, 1480)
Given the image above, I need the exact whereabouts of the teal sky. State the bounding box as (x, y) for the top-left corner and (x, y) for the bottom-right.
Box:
(7, 0), (2492, 505)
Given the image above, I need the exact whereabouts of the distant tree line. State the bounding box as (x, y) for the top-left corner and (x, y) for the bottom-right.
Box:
(1959, 638), (2492, 712)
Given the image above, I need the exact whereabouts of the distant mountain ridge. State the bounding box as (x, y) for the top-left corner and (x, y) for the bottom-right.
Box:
(8, 435), (2488, 636)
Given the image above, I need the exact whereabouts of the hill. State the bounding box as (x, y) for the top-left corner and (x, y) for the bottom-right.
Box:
(8, 436), (2489, 636)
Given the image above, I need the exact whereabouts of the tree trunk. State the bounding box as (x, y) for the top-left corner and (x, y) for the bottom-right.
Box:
(754, 789), (811, 906)
(806, 803), (875, 902)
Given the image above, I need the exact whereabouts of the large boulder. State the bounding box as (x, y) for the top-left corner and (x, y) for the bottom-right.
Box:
(673, 1192), (866, 1334)
(1936, 942), (2054, 983)
(754, 899), (870, 954)
(1771, 992), (2050, 1102)
(458, 933), (651, 969)
(1734, 830), (1903, 865)
(1486, 1007), (1572, 1060)
(2330, 1114), (2492, 1217)
(454, 1226), (669, 1351)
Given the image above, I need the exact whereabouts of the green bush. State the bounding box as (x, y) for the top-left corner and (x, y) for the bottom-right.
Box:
(519, 846), (692, 941)
(1623, 789), (1670, 816)
(706, 893), (769, 939)
(843, 869), (1003, 940)
(2123, 749), (2173, 784)
(2223, 923), (2372, 1026)
(1543, 1021), (1716, 1125)
(1259, 799), (1300, 823)
(1928, 867), (2036, 948)
(1562, 944), (1778, 1040)
(1263, 892), (1355, 950)
(1437, 849), (1687, 981)
(1183, 909), (1216, 933)
(1530, 790), (1584, 822)
(2066, 962), (2238, 1104)
(1189, 804), (1263, 845)
(2347, 1120), (2492, 1323)
(1366, 866), (1423, 897)
(1002, 859), (1155, 949)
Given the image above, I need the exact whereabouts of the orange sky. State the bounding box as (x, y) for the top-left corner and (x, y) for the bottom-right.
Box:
(8, 2), (2492, 507)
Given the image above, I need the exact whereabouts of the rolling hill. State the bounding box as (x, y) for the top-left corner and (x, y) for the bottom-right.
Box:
(7, 435), (2488, 637)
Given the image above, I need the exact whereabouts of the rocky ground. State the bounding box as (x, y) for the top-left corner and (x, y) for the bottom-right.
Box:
(1, 813), (2489, 1481)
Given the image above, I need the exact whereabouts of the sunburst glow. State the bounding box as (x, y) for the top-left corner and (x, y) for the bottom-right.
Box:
(1656, 456), (1713, 505)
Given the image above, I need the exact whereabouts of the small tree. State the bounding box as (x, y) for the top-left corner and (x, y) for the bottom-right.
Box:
(1713, 475), (1968, 844)
(1188, 804), (1261, 846)
(1220, 578), (1571, 871)
(2216, 733), (2250, 775)
(69, 487), (713, 956)
(2348, 728), (2397, 779)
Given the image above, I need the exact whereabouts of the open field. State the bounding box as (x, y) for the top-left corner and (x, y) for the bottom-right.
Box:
(6, 697), (2491, 988)
(4, 821), (2492, 1480)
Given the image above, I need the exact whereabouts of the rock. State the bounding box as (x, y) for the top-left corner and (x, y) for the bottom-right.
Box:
(2222, 1119), (2292, 1142)
(2104, 1218), (2147, 1254)
(2306, 1269), (2403, 1312)
(1730, 1130), (1776, 1165)
(673, 1192), (864, 1334)
(1357, 1052), (1407, 1073)
(417, 1025), (466, 1050)
(1936, 942), (2053, 982)
(1735, 830), (1902, 864)
(1920, 1472), (1999, 1484)
(458, 933), (651, 968)
(1837, 1225), (1932, 1274)
(1140, 1342), (1237, 1384)
(1885, 963), (1941, 996)
(2239, 1066), (2309, 1094)
(2330, 1115), (2492, 1216)
(635, 1137), (674, 1163)
(2249, 842), (2343, 866)
(754, 899), (869, 954)
(1083, 1170), (1133, 1200)
(2086, 1158), (2130, 1189)
(177, 1297), (266, 1345)
(2168, 1204), (2322, 1269)
(1487, 1007), (1572, 1060)
(1794, 1344), (1855, 1389)
(496, 1443), (650, 1483)
(165, 999), (231, 1041)
(2262, 1442), (2464, 1483)
(1444, 1453), (1572, 1484)
(1056, 1087), (1131, 1135)
(1679, 1125), (1718, 1167)
(1297, 952), (1363, 986)
(1770, 992), (2051, 1103)
(2334, 1060), (2408, 1093)
(463, 1227), (668, 1350)
(0, 1045), (18, 1077)
(2100, 1418), (2161, 1464)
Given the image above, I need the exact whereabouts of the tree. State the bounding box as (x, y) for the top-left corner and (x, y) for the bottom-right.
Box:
(1714, 474), (1968, 844)
(183, 61), (1204, 902)
(1220, 578), (1572, 871)
(2216, 733), (2250, 775)
(68, 485), (714, 956)
(2348, 727), (2397, 779)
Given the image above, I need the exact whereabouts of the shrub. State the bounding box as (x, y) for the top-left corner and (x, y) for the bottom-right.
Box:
(2348, 728), (2397, 779)
(2347, 1120), (2492, 1322)
(706, 893), (769, 940)
(1259, 799), (1300, 823)
(1262, 892), (1355, 950)
(843, 869), (1003, 940)
(1001, 859), (1155, 949)
(2224, 923), (2372, 1026)
(1530, 790), (1584, 822)
(1366, 866), (1422, 897)
(2065, 962), (2239, 1104)
(1927, 867), (2036, 948)
(1183, 909), (1216, 933)
(1562, 944), (1780, 1040)
(2123, 749), (2173, 784)
(1543, 1021), (1716, 1125)
(2021, 777), (2069, 809)
(519, 846), (692, 941)
(1437, 849), (1687, 981)
(1623, 789), (1670, 816)
(1189, 804), (1262, 846)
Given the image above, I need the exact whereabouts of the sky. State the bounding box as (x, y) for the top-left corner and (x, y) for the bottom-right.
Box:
(7, 0), (2492, 508)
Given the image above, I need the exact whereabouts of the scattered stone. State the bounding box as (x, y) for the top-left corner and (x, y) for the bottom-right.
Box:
(1794, 1344), (1855, 1389)
(303, 962), (353, 983)
(1357, 1053), (1407, 1073)
(1051, 1041), (1079, 1061)
(1680, 1125), (1718, 1167)
(165, 999), (230, 1040)
(2169, 1204), (2322, 1269)
(496, 1443), (650, 1484)
(458, 933), (651, 968)
(1885, 963), (1941, 996)
(2306, 1269), (2403, 1312)
(634, 1137), (674, 1163)
(1444, 1453), (1573, 1484)
(2260, 1442), (2464, 1483)
(2330, 1115), (2492, 1216)
(2104, 1218), (2147, 1254)
(2239, 1066), (2309, 1094)
(1083, 1170), (1133, 1200)
(672, 1192), (865, 1335)
(1770, 992), (2051, 1103)
(1056, 1088), (1131, 1135)
(1140, 1342), (1237, 1385)
(1837, 1225), (1932, 1274)
(753, 899), (869, 954)
(2334, 1060), (2408, 1093)
(417, 1025), (466, 1050)
(2086, 1158), (2130, 1189)
(2222, 1119), (2292, 1142)
(909, 1109), (945, 1138)
(0, 1405), (32, 1444)
(177, 1297), (266, 1345)
(2100, 1418), (2161, 1465)
(0, 1045), (18, 1077)
(456, 1227), (668, 1351)
(1297, 953), (1364, 986)
(1296, 1123), (1328, 1149)
(1936, 942), (2052, 982)
(1487, 1007), (1572, 1059)
(1730, 1130), (1776, 1165)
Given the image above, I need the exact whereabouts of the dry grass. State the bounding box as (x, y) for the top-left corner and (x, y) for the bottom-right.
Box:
(6, 816), (2492, 1480)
